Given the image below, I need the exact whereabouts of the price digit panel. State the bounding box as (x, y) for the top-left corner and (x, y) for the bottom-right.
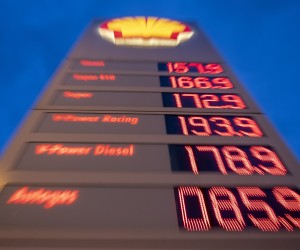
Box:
(64, 74), (235, 89)
(174, 186), (300, 232)
(16, 143), (289, 176)
(169, 145), (287, 175)
(160, 76), (234, 89)
(165, 115), (263, 137)
(0, 185), (299, 233)
(51, 91), (251, 110)
(36, 113), (264, 138)
(158, 62), (224, 74)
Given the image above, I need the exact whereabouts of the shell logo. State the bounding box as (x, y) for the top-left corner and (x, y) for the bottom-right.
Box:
(99, 16), (194, 47)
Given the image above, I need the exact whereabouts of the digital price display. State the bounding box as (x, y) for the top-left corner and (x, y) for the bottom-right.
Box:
(53, 91), (247, 110)
(162, 93), (246, 109)
(36, 113), (263, 138)
(165, 115), (263, 137)
(174, 186), (300, 232)
(0, 185), (299, 233)
(64, 73), (235, 89)
(160, 76), (234, 89)
(17, 143), (287, 176)
(169, 145), (286, 175)
(158, 62), (224, 74)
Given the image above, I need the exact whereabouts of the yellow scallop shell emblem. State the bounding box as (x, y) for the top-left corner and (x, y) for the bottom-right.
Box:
(99, 17), (194, 47)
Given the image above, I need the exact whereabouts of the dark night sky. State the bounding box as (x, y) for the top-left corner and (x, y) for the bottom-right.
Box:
(0, 0), (299, 160)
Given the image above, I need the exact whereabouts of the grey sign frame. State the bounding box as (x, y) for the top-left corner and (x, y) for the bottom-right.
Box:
(0, 17), (299, 249)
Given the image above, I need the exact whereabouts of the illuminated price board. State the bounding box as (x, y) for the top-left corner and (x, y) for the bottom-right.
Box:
(0, 185), (299, 233)
(162, 93), (246, 109)
(169, 145), (286, 175)
(65, 74), (235, 90)
(16, 142), (288, 176)
(69, 60), (226, 75)
(158, 62), (224, 74)
(160, 76), (234, 89)
(36, 113), (264, 138)
(174, 186), (300, 231)
(51, 91), (249, 110)
(1, 18), (299, 249)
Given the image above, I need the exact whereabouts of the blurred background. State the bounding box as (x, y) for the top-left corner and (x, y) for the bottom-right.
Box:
(0, 0), (299, 160)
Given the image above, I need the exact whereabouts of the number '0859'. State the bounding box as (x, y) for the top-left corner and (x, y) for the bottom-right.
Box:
(176, 186), (300, 232)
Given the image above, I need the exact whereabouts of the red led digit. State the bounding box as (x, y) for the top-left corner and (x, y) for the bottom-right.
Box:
(209, 187), (245, 231)
(212, 77), (233, 89)
(234, 117), (263, 137)
(204, 64), (223, 74)
(273, 187), (300, 228)
(221, 95), (246, 109)
(188, 117), (211, 136)
(201, 94), (219, 108)
(196, 63), (205, 73)
(209, 117), (236, 136)
(180, 94), (203, 108)
(178, 187), (211, 231)
(194, 77), (211, 88)
(273, 187), (300, 211)
(238, 187), (280, 231)
(250, 146), (287, 175)
(173, 93), (183, 107)
(222, 146), (255, 175)
(173, 62), (189, 73)
(185, 146), (227, 174)
(166, 62), (223, 74)
(196, 146), (227, 174)
(185, 146), (199, 174)
(167, 62), (174, 73)
(188, 63), (205, 73)
(178, 116), (189, 135)
(169, 76), (178, 88)
(177, 76), (194, 88)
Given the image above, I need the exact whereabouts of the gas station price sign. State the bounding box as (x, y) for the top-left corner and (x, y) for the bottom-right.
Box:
(165, 115), (263, 137)
(2, 17), (299, 248)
